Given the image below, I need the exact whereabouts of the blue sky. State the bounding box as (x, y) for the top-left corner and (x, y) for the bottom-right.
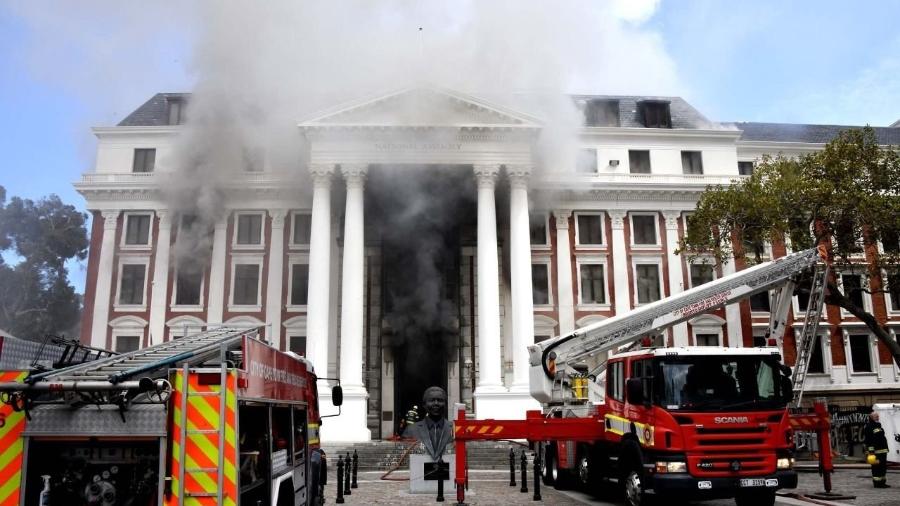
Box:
(1, 1), (899, 293)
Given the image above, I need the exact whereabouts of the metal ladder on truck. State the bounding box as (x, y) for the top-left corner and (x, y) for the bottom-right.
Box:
(790, 263), (829, 408)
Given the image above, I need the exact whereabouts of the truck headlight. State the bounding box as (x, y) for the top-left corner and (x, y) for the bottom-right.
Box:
(655, 461), (687, 473)
(776, 457), (794, 469)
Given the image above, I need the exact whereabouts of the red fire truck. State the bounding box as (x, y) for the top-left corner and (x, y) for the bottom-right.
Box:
(0, 326), (341, 506)
(455, 248), (831, 506)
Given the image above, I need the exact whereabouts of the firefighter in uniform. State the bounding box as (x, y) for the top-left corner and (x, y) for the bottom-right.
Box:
(864, 409), (890, 488)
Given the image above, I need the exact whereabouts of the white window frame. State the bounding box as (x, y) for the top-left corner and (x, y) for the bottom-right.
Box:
(574, 211), (606, 248)
(289, 210), (312, 249)
(114, 256), (150, 311)
(689, 315), (725, 347)
(837, 269), (871, 318)
(533, 315), (558, 344)
(232, 211), (266, 250)
(286, 253), (311, 311)
(166, 315), (206, 340)
(120, 211), (154, 250)
(632, 256), (664, 306)
(229, 253), (264, 311)
(629, 212), (660, 248)
(576, 148), (598, 174)
(842, 329), (878, 377)
(687, 258), (717, 289)
(529, 211), (551, 249)
(576, 256), (610, 309)
(108, 315), (148, 352)
(737, 159), (755, 176)
(283, 315), (308, 353)
(170, 262), (205, 311)
(882, 269), (900, 316)
(531, 260), (553, 309)
(798, 329), (832, 376)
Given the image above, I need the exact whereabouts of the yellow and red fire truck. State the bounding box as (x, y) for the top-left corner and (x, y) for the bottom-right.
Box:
(454, 248), (833, 506)
(0, 326), (340, 506)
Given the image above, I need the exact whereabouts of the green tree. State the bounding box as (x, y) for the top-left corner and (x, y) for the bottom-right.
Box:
(0, 186), (88, 340)
(680, 127), (900, 368)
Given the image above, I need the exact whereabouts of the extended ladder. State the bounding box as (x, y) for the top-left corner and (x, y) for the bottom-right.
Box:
(791, 264), (830, 407)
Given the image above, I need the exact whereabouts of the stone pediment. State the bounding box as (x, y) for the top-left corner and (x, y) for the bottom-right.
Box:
(300, 87), (541, 128)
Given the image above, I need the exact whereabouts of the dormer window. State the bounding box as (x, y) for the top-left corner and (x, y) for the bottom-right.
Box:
(638, 100), (671, 128)
(166, 97), (185, 125)
(584, 99), (619, 127)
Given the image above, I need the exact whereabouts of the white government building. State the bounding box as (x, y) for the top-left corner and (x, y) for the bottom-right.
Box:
(76, 87), (900, 442)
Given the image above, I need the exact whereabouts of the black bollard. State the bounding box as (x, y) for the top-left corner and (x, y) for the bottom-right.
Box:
(509, 448), (516, 486)
(436, 459), (445, 502)
(336, 455), (345, 504)
(520, 450), (528, 493)
(344, 452), (352, 495)
(351, 450), (359, 489)
(533, 446), (542, 501)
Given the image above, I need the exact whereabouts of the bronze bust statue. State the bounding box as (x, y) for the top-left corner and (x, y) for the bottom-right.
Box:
(404, 386), (453, 461)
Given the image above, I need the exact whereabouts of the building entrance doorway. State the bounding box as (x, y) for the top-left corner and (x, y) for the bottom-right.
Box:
(366, 166), (475, 435)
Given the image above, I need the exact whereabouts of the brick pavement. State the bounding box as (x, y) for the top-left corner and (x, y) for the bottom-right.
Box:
(792, 467), (900, 506)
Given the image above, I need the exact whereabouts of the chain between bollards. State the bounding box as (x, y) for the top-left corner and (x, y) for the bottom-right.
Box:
(344, 452), (352, 495)
(336, 455), (345, 504)
(532, 444), (542, 501)
(352, 450), (359, 489)
(520, 449), (528, 493)
(509, 447), (516, 486)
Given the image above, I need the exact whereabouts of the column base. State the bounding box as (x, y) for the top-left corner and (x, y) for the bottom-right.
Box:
(473, 387), (541, 420)
(319, 386), (372, 443)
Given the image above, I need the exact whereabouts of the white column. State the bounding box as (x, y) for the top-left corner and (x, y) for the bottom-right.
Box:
(306, 165), (335, 379)
(207, 217), (228, 325)
(332, 164), (370, 442)
(473, 164), (504, 393)
(721, 256), (743, 347)
(663, 211), (689, 347)
(553, 209), (575, 335)
(90, 210), (119, 348)
(265, 209), (286, 346)
(609, 211), (631, 315)
(149, 210), (171, 345)
(508, 166), (535, 389)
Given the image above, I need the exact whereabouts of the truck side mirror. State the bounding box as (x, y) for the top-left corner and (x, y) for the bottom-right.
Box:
(331, 385), (343, 406)
(626, 378), (644, 405)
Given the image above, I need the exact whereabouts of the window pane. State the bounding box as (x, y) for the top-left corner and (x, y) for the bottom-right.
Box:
(580, 264), (606, 304)
(132, 148), (156, 173)
(237, 214), (262, 244)
(696, 333), (719, 346)
(576, 149), (598, 174)
(889, 274), (900, 311)
(639, 101), (671, 128)
(116, 335), (140, 353)
(529, 213), (547, 245)
(577, 215), (603, 244)
(125, 214), (151, 245)
(289, 336), (307, 356)
(807, 336), (825, 373)
(738, 161), (754, 176)
(690, 264), (715, 287)
(841, 274), (864, 308)
(119, 264), (145, 305)
(681, 151), (703, 175)
(584, 99), (619, 127)
(532, 264), (550, 305)
(632, 215), (657, 245)
(629, 150), (651, 174)
(849, 334), (873, 372)
(636, 264), (661, 303)
(291, 264), (309, 306)
(750, 291), (771, 312)
(292, 213), (311, 245)
(167, 98), (184, 125)
(234, 264), (260, 305)
(175, 267), (202, 305)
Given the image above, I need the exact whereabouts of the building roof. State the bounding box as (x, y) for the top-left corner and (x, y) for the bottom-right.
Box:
(573, 95), (718, 129)
(117, 93), (189, 127)
(735, 121), (900, 145)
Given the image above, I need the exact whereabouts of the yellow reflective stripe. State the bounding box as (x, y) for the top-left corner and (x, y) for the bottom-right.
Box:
(603, 414), (654, 446)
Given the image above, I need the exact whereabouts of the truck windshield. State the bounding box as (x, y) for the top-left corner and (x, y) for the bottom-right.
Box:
(656, 356), (785, 411)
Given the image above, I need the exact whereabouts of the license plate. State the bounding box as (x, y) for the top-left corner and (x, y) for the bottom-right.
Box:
(739, 479), (765, 488)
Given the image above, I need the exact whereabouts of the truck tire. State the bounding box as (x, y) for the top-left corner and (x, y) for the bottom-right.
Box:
(576, 452), (591, 491)
(735, 490), (775, 506)
(623, 468), (645, 506)
(542, 443), (557, 486)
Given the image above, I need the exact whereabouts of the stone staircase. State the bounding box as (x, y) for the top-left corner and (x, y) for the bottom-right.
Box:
(320, 440), (531, 472)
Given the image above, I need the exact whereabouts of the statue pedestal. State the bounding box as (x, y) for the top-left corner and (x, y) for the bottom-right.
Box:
(409, 454), (455, 494)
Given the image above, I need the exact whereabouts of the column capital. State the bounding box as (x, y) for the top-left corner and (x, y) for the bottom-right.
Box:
(309, 164), (335, 187)
(507, 165), (532, 190)
(269, 208), (287, 227)
(101, 210), (120, 230)
(341, 164), (368, 189)
(662, 211), (681, 230)
(552, 209), (572, 229)
(608, 210), (627, 229)
(473, 164), (500, 189)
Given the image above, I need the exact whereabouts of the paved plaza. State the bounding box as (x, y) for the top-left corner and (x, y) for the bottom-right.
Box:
(322, 468), (900, 506)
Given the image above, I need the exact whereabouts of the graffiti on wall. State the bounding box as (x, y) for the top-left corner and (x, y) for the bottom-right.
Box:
(794, 406), (870, 457)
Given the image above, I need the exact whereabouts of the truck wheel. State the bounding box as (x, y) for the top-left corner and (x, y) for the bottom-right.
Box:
(576, 452), (591, 491)
(735, 490), (775, 506)
(623, 468), (645, 506)
(542, 443), (557, 486)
